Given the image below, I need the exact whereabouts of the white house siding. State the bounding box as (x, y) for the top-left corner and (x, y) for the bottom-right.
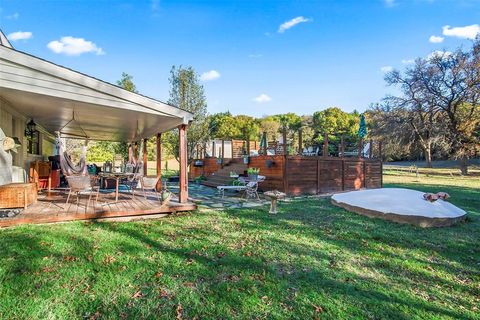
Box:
(0, 96), (55, 169)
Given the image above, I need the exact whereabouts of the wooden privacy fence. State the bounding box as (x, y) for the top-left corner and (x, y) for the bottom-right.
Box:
(190, 155), (382, 196)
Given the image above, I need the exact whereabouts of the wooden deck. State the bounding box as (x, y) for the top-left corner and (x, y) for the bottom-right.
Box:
(0, 190), (197, 227)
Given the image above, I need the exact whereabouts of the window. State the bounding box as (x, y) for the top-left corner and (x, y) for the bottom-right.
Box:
(27, 130), (40, 155)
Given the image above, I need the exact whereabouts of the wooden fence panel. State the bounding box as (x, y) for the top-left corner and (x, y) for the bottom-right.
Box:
(249, 155), (284, 191)
(343, 160), (364, 190)
(365, 161), (382, 188)
(286, 157), (317, 195)
(317, 160), (343, 193)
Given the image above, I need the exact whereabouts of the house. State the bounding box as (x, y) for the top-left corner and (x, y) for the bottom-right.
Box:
(0, 29), (195, 225)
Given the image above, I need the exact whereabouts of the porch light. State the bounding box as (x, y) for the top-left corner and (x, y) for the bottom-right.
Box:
(25, 119), (37, 137)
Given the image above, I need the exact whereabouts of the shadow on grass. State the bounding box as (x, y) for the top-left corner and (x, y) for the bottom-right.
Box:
(0, 180), (478, 319)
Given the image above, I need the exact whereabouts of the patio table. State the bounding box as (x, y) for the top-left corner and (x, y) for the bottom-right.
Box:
(98, 172), (134, 202)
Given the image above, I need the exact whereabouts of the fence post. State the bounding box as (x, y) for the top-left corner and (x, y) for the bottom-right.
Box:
(358, 139), (363, 158)
(323, 133), (329, 157)
(262, 132), (267, 156)
(298, 128), (303, 155)
(221, 139), (225, 168)
(340, 135), (345, 158)
(369, 139), (373, 159)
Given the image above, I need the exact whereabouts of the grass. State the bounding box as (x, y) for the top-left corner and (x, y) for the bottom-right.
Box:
(0, 172), (479, 319)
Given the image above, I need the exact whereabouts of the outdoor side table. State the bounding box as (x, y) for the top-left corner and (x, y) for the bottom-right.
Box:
(264, 190), (286, 214)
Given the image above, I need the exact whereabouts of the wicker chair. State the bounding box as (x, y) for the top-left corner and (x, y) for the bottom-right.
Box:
(65, 175), (100, 212)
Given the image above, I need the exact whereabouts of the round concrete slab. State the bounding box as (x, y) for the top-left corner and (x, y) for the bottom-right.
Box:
(331, 188), (467, 227)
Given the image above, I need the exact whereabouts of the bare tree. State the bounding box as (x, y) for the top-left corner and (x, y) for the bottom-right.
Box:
(384, 41), (480, 174)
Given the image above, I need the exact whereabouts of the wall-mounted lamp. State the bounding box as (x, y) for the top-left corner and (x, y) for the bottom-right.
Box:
(24, 119), (37, 138)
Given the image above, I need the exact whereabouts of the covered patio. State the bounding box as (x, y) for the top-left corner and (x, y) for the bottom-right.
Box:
(0, 38), (196, 226)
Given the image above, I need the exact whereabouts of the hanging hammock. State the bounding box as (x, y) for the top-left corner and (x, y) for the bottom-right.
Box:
(55, 134), (87, 176)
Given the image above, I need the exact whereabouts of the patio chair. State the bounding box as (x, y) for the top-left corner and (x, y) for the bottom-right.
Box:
(243, 181), (260, 201)
(140, 176), (162, 202)
(121, 161), (143, 198)
(65, 175), (100, 212)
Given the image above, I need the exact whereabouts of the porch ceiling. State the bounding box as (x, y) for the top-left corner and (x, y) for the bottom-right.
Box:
(0, 44), (193, 142)
(1, 87), (182, 141)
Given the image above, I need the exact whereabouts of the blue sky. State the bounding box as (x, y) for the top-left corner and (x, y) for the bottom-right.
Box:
(1, 0), (479, 117)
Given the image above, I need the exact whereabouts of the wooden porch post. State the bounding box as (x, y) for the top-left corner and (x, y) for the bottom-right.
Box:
(156, 133), (162, 191)
(231, 140), (234, 159)
(133, 142), (138, 162)
(128, 143), (133, 163)
(143, 138), (148, 175)
(246, 139), (250, 156)
(212, 141), (216, 158)
(179, 124), (188, 203)
(323, 133), (329, 157)
(282, 127), (287, 155)
(378, 141), (383, 160)
(298, 129), (303, 155)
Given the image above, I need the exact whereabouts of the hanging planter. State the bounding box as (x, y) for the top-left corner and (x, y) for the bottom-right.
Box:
(265, 159), (274, 168)
(194, 160), (203, 167)
(243, 156), (249, 164)
(216, 158), (223, 164)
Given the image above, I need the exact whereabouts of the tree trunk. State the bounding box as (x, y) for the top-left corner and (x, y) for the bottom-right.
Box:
(459, 156), (468, 175)
(424, 145), (432, 168)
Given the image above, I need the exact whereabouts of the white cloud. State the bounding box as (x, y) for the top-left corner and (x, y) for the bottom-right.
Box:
(384, 0), (396, 7)
(200, 70), (221, 81)
(442, 24), (480, 40)
(47, 36), (105, 56)
(7, 31), (32, 41)
(6, 12), (19, 19)
(248, 54), (263, 58)
(429, 35), (444, 43)
(278, 16), (312, 33)
(380, 66), (393, 73)
(427, 50), (452, 60)
(253, 94), (272, 103)
(401, 59), (415, 64)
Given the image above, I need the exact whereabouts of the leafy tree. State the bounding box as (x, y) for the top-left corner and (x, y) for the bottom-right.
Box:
(208, 112), (240, 139)
(235, 115), (260, 141)
(259, 116), (280, 141)
(116, 72), (138, 93)
(312, 107), (357, 136)
(163, 66), (209, 164)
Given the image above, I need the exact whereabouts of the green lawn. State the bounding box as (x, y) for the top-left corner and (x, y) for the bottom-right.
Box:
(1, 173), (479, 319)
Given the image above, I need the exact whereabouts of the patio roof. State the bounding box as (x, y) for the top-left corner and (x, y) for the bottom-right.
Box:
(0, 43), (193, 141)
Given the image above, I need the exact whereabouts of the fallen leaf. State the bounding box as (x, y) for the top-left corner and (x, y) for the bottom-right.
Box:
(132, 291), (143, 298)
(154, 272), (164, 278)
(176, 304), (183, 319)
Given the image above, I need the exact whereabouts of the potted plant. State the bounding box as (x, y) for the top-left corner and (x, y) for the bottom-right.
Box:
(161, 181), (172, 205)
(247, 167), (260, 180)
(193, 175), (206, 185)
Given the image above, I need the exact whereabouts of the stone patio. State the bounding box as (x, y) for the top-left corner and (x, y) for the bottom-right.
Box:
(167, 182), (271, 210)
